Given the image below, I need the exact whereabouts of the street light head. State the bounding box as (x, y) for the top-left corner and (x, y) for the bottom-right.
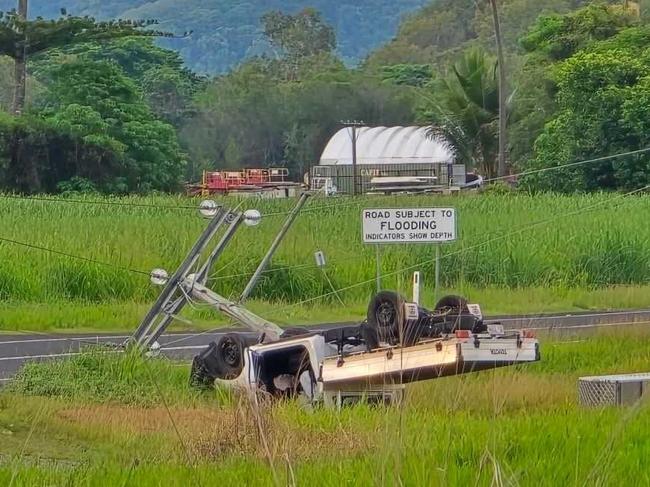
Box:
(243, 209), (262, 226)
(199, 200), (219, 218)
(150, 268), (169, 286)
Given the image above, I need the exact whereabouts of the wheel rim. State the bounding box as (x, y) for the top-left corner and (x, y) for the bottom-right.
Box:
(220, 338), (241, 367)
(376, 301), (396, 329)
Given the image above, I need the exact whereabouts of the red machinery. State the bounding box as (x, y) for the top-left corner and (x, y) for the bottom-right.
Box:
(187, 168), (292, 196)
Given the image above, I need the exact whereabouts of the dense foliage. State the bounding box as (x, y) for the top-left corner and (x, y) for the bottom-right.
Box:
(1, 1), (649, 193)
(181, 9), (418, 180)
(0, 55), (186, 193)
(522, 24), (650, 191)
(367, 0), (646, 67)
(183, 61), (417, 180)
(0, 0), (431, 73)
(419, 48), (504, 178)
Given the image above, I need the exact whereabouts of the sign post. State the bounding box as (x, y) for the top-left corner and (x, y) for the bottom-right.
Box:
(375, 245), (381, 292)
(362, 208), (457, 303)
(314, 250), (345, 305)
(434, 245), (440, 303)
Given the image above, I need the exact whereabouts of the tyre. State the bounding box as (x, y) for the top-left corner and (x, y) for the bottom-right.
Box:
(189, 341), (222, 389)
(367, 291), (405, 344)
(215, 333), (247, 379)
(434, 295), (469, 313)
(434, 295), (485, 333)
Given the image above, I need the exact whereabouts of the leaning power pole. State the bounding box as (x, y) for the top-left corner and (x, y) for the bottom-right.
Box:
(489, 0), (508, 177)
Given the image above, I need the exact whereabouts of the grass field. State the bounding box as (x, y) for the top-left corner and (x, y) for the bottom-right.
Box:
(1, 325), (649, 486)
(1, 191), (650, 331)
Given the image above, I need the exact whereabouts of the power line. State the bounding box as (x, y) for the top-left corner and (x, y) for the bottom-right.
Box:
(163, 184), (650, 348)
(3, 146), (649, 214)
(5, 146), (646, 218)
(263, 184), (650, 317)
(484, 147), (650, 183)
(141, 358), (205, 487)
(0, 193), (198, 210)
(0, 235), (150, 276)
(0, 190), (395, 219)
(261, 192), (407, 217)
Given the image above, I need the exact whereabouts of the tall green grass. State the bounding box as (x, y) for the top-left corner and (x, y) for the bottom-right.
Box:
(8, 349), (202, 406)
(3, 328), (650, 486)
(0, 192), (649, 305)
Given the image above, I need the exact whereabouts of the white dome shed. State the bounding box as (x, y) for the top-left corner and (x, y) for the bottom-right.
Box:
(319, 126), (454, 166)
(312, 125), (465, 195)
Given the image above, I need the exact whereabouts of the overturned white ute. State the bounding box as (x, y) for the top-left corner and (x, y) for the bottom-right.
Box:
(190, 292), (540, 406)
(131, 197), (539, 407)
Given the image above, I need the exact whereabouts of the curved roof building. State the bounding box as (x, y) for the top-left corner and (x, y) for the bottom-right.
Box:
(319, 126), (454, 166)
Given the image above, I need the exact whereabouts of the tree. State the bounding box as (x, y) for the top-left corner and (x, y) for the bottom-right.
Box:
(183, 58), (416, 180)
(522, 35), (650, 192)
(44, 57), (186, 192)
(509, 3), (638, 164)
(380, 64), (434, 87)
(0, 0), (170, 115)
(422, 48), (509, 178)
(0, 55), (187, 193)
(261, 8), (336, 80)
(42, 37), (201, 125)
(520, 3), (638, 60)
(261, 8), (336, 58)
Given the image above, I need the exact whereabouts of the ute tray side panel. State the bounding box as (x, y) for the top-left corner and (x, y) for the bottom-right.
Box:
(320, 337), (539, 387)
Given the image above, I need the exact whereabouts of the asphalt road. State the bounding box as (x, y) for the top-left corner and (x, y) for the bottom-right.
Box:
(1, 309), (650, 384)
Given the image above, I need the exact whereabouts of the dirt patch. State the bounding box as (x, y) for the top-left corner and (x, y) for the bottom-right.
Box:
(57, 400), (366, 462)
(58, 404), (230, 436)
(190, 401), (366, 462)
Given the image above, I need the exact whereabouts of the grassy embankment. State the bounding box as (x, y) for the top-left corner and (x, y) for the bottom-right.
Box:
(0, 191), (649, 331)
(1, 325), (649, 485)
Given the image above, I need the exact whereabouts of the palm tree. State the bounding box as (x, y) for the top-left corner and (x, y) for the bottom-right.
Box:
(424, 48), (511, 179)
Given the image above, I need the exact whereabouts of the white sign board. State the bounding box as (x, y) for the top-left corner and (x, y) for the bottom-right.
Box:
(314, 250), (326, 267)
(404, 302), (419, 321)
(362, 208), (456, 244)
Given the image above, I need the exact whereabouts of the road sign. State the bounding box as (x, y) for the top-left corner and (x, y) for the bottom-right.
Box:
(362, 208), (456, 244)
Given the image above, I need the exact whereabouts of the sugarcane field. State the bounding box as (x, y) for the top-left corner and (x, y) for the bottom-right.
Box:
(1, 1), (650, 486)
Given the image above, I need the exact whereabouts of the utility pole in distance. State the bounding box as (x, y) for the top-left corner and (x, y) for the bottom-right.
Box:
(12, 0), (28, 115)
(489, 0), (508, 177)
(341, 120), (364, 195)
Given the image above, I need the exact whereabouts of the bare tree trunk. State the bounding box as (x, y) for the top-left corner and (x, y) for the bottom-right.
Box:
(11, 0), (28, 115)
(10, 0), (40, 192)
(12, 52), (26, 115)
(489, 0), (508, 177)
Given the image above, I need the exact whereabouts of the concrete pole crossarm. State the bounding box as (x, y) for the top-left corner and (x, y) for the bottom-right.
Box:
(183, 278), (284, 342)
(197, 212), (244, 284)
(139, 212), (245, 348)
(132, 206), (227, 346)
(139, 295), (187, 350)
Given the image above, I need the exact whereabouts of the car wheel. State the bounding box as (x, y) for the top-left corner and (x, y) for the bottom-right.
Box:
(434, 295), (469, 313)
(215, 333), (246, 379)
(367, 291), (405, 344)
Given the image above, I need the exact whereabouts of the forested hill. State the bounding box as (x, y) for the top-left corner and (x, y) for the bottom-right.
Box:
(367, 0), (650, 66)
(0, 0), (431, 73)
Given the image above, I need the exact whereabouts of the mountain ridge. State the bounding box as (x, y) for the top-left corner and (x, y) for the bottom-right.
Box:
(0, 0), (433, 73)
